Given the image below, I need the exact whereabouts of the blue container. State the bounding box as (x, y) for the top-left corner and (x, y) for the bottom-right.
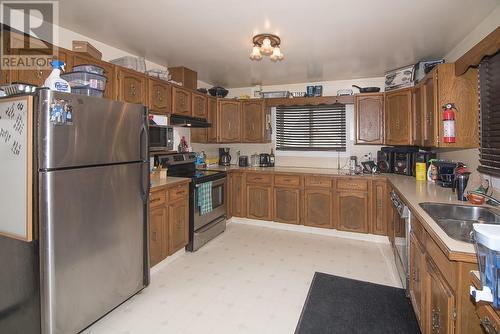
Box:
(472, 224), (500, 308)
(306, 85), (314, 97)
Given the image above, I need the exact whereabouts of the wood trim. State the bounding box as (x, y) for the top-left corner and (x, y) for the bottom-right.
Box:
(455, 26), (500, 76)
(265, 95), (355, 107)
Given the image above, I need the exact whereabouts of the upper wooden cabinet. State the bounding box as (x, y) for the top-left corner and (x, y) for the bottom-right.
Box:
(241, 99), (271, 143)
(207, 97), (218, 142)
(148, 78), (171, 115)
(411, 85), (424, 146)
(72, 53), (116, 99)
(172, 86), (192, 116)
(192, 92), (208, 118)
(116, 67), (147, 105)
(385, 88), (413, 145)
(355, 93), (384, 144)
(420, 64), (479, 149)
(218, 99), (241, 143)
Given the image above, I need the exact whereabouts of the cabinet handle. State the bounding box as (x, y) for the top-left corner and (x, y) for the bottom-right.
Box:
(480, 316), (498, 334)
(36, 70), (43, 79)
(176, 190), (185, 195)
(130, 84), (137, 96)
(150, 197), (161, 203)
(431, 307), (441, 332)
(156, 89), (163, 102)
(152, 231), (158, 241)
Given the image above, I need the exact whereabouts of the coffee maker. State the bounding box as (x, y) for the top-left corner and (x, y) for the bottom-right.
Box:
(219, 148), (231, 166)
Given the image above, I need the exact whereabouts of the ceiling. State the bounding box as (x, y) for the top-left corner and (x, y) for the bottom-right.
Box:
(58, 0), (499, 88)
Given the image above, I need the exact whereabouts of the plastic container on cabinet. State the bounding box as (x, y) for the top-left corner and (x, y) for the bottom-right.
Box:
(61, 71), (107, 90)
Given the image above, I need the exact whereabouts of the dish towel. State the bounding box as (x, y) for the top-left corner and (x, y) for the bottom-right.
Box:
(197, 182), (213, 215)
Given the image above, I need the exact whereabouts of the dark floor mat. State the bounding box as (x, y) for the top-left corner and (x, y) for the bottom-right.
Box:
(295, 272), (421, 334)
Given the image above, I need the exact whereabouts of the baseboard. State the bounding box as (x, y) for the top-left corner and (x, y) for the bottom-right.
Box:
(231, 217), (391, 244)
(150, 247), (186, 275)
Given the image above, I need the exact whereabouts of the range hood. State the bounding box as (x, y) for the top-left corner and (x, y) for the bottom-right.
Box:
(169, 115), (211, 128)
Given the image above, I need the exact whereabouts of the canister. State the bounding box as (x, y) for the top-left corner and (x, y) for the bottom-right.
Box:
(415, 162), (426, 181)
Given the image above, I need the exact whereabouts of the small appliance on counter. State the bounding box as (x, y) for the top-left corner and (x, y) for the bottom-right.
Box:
(377, 147), (395, 173)
(433, 161), (459, 188)
(259, 153), (271, 167)
(471, 224), (500, 308)
(219, 147), (231, 166)
(239, 155), (249, 167)
(251, 153), (260, 167)
(393, 147), (419, 176)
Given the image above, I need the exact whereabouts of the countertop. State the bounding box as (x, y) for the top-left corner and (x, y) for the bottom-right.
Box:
(150, 174), (190, 190)
(206, 164), (480, 262)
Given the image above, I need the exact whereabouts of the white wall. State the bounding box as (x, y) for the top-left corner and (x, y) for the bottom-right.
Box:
(192, 76), (385, 168)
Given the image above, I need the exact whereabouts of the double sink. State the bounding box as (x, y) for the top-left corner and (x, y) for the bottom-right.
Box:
(419, 202), (500, 243)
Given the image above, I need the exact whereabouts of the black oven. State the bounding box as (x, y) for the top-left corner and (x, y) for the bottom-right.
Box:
(149, 125), (173, 152)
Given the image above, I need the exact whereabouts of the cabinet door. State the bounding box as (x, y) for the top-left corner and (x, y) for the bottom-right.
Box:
(168, 199), (189, 254)
(207, 97), (218, 143)
(427, 259), (455, 334)
(422, 73), (438, 147)
(273, 187), (300, 224)
(355, 93), (384, 144)
(16, 48), (53, 86)
(148, 79), (171, 115)
(229, 172), (245, 218)
(371, 180), (387, 235)
(412, 85), (423, 146)
(73, 54), (116, 99)
(246, 185), (272, 220)
(410, 234), (425, 326)
(241, 100), (265, 142)
(149, 204), (167, 267)
(385, 89), (412, 145)
(172, 86), (192, 116)
(190, 128), (208, 143)
(304, 189), (332, 228)
(192, 92), (207, 118)
(337, 191), (369, 233)
(117, 67), (146, 105)
(218, 100), (241, 142)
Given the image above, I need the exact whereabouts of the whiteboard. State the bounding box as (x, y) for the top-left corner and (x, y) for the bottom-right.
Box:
(0, 96), (33, 241)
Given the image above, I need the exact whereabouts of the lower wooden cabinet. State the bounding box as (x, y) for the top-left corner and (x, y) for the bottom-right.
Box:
(409, 233), (425, 327)
(336, 191), (369, 233)
(426, 258), (456, 334)
(149, 204), (167, 267)
(168, 198), (189, 254)
(149, 182), (189, 267)
(229, 172), (245, 218)
(246, 184), (272, 220)
(371, 180), (387, 235)
(303, 189), (332, 228)
(273, 187), (300, 224)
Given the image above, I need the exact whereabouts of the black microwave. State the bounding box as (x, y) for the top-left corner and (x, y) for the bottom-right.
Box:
(149, 125), (173, 152)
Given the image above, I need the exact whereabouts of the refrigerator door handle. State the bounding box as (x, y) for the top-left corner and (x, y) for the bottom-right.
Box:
(139, 121), (149, 162)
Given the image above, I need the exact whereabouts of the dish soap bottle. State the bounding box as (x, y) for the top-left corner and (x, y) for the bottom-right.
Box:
(44, 60), (71, 93)
(270, 148), (275, 167)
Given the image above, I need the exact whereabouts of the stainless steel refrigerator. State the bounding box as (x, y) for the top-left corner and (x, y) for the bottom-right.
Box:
(0, 89), (150, 334)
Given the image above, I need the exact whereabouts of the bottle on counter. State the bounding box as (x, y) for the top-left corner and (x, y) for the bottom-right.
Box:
(270, 148), (275, 167)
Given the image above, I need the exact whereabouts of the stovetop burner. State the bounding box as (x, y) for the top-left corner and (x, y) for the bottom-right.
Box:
(154, 152), (226, 183)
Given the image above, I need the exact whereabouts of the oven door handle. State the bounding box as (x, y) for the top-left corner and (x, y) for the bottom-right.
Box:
(195, 178), (226, 188)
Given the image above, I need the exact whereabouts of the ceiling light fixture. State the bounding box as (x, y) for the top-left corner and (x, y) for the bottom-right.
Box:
(249, 33), (284, 62)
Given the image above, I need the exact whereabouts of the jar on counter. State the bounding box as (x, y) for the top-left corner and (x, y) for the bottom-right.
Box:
(251, 153), (259, 167)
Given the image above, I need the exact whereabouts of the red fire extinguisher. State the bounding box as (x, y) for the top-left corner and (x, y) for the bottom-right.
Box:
(442, 103), (456, 143)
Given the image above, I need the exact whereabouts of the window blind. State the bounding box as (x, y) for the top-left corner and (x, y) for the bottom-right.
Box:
(479, 51), (500, 177)
(276, 103), (346, 151)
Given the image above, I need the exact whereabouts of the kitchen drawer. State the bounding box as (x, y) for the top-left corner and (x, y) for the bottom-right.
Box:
(476, 302), (500, 334)
(168, 183), (189, 201)
(337, 178), (368, 191)
(274, 174), (301, 187)
(246, 173), (273, 185)
(150, 190), (166, 208)
(304, 175), (332, 188)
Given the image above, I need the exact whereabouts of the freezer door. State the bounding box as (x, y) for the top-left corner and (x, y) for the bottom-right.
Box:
(37, 89), (148, 170)
(39, 162), (149, 334)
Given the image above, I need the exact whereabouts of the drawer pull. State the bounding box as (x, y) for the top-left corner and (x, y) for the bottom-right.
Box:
(150, 197), (161, 203)
(176, 191), (185, 195)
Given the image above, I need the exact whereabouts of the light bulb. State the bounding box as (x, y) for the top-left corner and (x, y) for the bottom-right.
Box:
(270, 46), (283, 62)
(249, 45), (262, 61)
(260, 37), (273, 56)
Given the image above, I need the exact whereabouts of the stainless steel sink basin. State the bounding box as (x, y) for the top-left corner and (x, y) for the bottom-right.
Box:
(419, 202), (500, 243)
